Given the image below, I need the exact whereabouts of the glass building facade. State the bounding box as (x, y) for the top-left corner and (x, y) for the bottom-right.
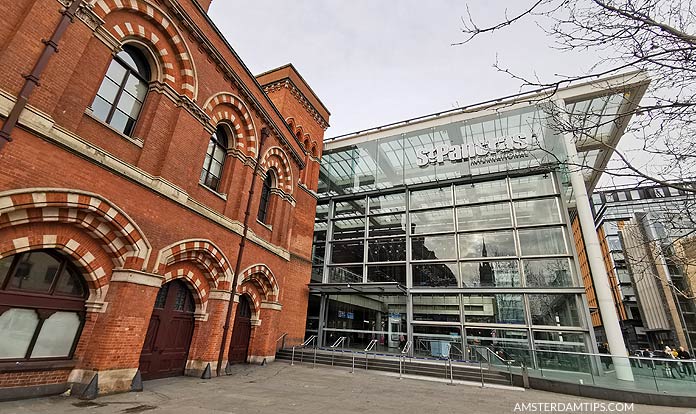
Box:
(305, 76), (649, 367)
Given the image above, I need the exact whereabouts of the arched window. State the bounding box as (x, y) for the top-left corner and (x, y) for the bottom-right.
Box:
(91, 44), (151, 136)
(258, 171), (274, 224)
(200, 125), (229, 191)
(0, 251), (87, 361)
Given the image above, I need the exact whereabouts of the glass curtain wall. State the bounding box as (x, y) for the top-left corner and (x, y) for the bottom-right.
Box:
(312, 173), (592, 363)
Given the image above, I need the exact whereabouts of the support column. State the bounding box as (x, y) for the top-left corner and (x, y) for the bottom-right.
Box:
(563, 131), (634, 381)
(248, 301), (282, 363)
(186, 290), (231, 377)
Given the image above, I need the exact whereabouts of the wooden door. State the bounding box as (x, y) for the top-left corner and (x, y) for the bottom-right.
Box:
(228, 295), (252, 363)
(139, 280), (195, 380)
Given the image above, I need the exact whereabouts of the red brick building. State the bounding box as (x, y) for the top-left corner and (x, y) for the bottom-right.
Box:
(0, 0), (329, 399)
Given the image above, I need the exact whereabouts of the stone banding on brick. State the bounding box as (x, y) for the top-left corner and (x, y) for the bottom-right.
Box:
(153, 239), (234, 291)
(259, 146), (294, 194)
(237, 264), (279, 302)
(202, 92), (258, 158)
(0, 189), (152, 271)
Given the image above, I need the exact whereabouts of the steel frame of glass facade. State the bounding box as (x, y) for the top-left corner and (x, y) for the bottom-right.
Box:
(310, 170), (596, 365)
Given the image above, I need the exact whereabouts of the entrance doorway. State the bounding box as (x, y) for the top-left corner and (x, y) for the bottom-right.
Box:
(139, 279), (196, 380)
(228, 295), (252, 363)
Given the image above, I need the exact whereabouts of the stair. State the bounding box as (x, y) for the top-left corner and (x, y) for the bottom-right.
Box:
(275, 348), (516, 387)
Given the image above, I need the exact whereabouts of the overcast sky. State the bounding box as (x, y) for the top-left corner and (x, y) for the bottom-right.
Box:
(208, 1), (598, 138)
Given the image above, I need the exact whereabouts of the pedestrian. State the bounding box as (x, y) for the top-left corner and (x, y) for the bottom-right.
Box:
(677, 346), (694, 376)
(642, 348), (655, 370)
(598, 343), (611, 370)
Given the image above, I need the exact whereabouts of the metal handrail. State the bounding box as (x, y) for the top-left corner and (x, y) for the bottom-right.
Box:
(330, 337), (347, 366)
(291, 335), (317, 366)
(401, 341), (412, 355)
(364, 339), (378, 370)
(275, 332), (288, 352)
(399, 341), (412, 379)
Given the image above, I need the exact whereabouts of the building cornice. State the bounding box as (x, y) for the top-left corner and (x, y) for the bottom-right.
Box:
(263, 78), (330, 131)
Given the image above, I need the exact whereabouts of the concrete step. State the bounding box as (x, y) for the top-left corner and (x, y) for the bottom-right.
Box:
(276, 348), (514, 386)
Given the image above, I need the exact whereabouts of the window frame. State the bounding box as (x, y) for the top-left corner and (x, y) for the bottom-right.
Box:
(200, 125), (230, 191)
(91, 45), (151, 136)
(0, 251), (87, 363)
(258, 170), (275, 224)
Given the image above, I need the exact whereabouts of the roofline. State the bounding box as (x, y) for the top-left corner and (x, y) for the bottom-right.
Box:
(256, 63), (331, 118)
(326, 70), (650, 144)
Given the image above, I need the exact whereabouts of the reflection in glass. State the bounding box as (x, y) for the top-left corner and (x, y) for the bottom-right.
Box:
(312, 244), (325, 266)
(528, 294), (581, 326)
(331, 218), (365, 240)
(330, 240), (364, 264)
(510, 174), (556, 198)
(368, 238), (406, 262)
(534, 331), (586, 352)
(514, 198), (561, 226)
(523, 259), (574, 287)
(466, 328), (530, 366)
(31, 312), (81, 358)
(334, 198), (366, 218)
(463, 294), (525, 324)
(0, 309), (39, 358)
(413, 294), (460, 322)
(311, 266), (322, 282)
(7, 252), (61, 293)
(369, 192), (405, 214)
(368, 214), (406, 237)
(328, 266), (363, 283)
(413, 263), (459, 287)
(455, 179), (508, 204)
(457, 203), (511, 231)
(518, 227), (567, 255)
(368, 265), (406, 284)
(460, 260), (520, 287)
(413, 325), (463, 359)
(410, 187), (452, 209)
(410, 208), (454, 234)
(376, 135), (404, 189)
(458, 231), (516, 258)
(412, 234), (457, 261)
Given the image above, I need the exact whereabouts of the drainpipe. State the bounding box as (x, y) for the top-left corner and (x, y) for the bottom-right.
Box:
(216, 126), (270, 377)
(561, 118), (635, 381)
(0, 0), (83, 151)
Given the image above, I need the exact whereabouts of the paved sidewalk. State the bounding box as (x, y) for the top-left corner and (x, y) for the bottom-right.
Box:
(0, 361), (694, 414)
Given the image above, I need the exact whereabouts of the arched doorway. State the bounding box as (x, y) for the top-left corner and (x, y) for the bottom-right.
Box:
(228, 295), (252, 363)
(139, 279), (195, 380)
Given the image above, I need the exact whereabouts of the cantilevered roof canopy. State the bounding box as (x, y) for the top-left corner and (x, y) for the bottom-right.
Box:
(319, 71), (649, 196)
(308, 282), (407, 295)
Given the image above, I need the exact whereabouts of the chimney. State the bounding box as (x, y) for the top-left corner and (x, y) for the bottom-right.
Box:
(198, 0), (213, 12)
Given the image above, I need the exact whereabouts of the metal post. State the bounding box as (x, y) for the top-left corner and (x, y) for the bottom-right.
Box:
(449, 359), (454, 385)
(291, 346), (296, 366)
(399, 356), (403, 379)
(313, 346), (317, 368)
(561, 118), (634, 381)
(351, 353), (355, 374)
(365, 351), (369, 370)
(479, 360), (485, 388)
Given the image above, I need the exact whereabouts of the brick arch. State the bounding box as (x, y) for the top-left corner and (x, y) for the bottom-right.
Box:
(237, 287), (261, 320)
(237, 264), (279, 302)
(153, 239), (233, 290)
(310, 140), (318, 157)
(260, 147), (294, 194)
(94, 0), (197, 99)
(0, 226), (113, 312)
(202, 92), (258, 157)
(0, 189), (151, 271)
(161, 263), (209, 315)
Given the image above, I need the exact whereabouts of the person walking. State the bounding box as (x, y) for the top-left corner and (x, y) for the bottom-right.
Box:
(677, 346), (694, 377)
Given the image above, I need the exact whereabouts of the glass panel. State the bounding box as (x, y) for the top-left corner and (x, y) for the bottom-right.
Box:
(413, 263), (459, 287)
(331, 218), (365, 240)
(0, 256), (12, 287)
(458, 231), (516, 258)
(410, 208), (454, 234)
(109, 109), (129, 133)
(311, 243), (325, 266)
(367, 265), (406, 284)
(509, 174), (556, 198)
(460, 260), (520, 287)
(413, 325), (463, 359)
(330, 240), (364, 264)
(514, 198), (561, 226)
(105, 59), (127, 83)
(369, 193), (405, 214)
(466, 328), (531, 366)
(0, 308), (39, 359)
(124, 75), (147, 100)
(411, 234), (457, 261)
(528, 294), (581, 326)
(463, 294), (525, 324)
(30, 312), (81, 358)
(518, 227), (568, 255)
(334, 199), (366, 218)
(533, 331), (586, 352)
(154, 284), (169, 309)
(368, 238), (406, 262)
(311, 266), (323, 282)
(96, 77), (120, 103)
(455, 179), (508, 204)
(54, 267), (85, 297)
(457, 202), (512, 231)
(91, 96), (111, 121)
(116, 91), (141, 117)
(375, 135), (404, 189)
(410, 187), (452, 209)
(412, 294), (460, 322)
(316, 203), (330, 222)
(523, 258), (575, 287)
(7, 252), (61, 293)
(368, 214), (406, 237)
(328, 266), (363, 283)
